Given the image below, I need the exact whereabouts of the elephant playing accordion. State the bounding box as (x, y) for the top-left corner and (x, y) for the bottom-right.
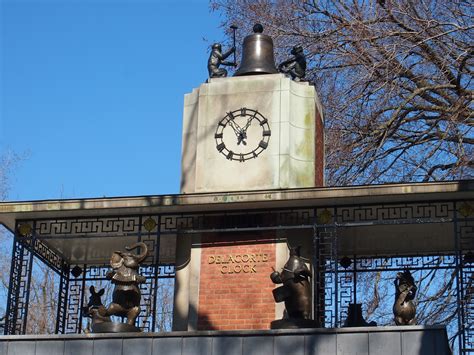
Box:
(99, 242), (149, 326)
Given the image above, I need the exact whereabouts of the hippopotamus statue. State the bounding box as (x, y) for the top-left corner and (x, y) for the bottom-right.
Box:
(270, 246), (313, 320)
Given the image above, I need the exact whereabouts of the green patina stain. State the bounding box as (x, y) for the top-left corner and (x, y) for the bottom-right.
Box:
(294, 109), (315, 186)
(280, 156), (290, 187)
(294, 164), (313, 187)
(293, 162), (314, 187)
(295, 128), (314, 159)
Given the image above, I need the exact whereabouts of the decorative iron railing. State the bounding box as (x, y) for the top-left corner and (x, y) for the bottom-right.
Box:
(4, 199), (473, 353)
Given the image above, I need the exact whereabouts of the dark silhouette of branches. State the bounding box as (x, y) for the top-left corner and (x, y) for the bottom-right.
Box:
(212, 0), (473, 185)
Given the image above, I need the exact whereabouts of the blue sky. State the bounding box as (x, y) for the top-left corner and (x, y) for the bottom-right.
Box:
(1, 0), (228, 201)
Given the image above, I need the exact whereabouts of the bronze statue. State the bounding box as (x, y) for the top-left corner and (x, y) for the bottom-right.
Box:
(270, 246), (317, 328)
(393, 270), (417, 325)
(278, 45), (306, 81)
(234, 23), (278, 76)
(97, 242), (149, 332)
(83, 286), (111, 332)
(208, 43), (236, 78)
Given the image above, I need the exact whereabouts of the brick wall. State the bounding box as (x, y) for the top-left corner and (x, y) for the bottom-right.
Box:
(197, 233), (276, 330)
(315, 106), (325, 187)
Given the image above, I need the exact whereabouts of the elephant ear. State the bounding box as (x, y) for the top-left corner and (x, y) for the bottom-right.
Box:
(98, 288), (105, 296)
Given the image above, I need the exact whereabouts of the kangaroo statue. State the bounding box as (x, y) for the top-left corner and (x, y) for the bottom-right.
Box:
(393, 270), (417, 325)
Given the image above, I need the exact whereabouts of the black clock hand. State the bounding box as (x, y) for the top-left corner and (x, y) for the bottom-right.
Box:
(241, 111), (257, 134)
(237, 131), (247, 145)
(230, 119), (244, 133)
(234, 112), (257, 145)
(227, 120), (241, 138)
(228, 119), (248, 145)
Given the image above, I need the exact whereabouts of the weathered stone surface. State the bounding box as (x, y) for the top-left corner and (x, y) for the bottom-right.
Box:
(0, 326), (451, 355)
(180, 74), (324, 193)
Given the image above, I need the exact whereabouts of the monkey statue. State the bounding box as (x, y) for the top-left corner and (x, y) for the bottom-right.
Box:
(208, 43), (236, 78)
(278, 45), (306, 81)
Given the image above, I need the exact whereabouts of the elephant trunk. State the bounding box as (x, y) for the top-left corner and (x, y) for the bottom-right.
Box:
(126, 242), (149, 263)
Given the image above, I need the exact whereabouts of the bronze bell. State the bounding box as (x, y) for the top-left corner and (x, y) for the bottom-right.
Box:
(234, 24), (278, 76)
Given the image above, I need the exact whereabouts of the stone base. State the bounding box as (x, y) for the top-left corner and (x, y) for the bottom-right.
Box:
(0, 325), (452, 355)
(91, 322), (141, 333)
(270, 318), (319, 329)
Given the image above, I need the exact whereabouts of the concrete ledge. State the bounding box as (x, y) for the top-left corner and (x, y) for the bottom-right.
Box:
(0, 326), (451, 355)
(0, 180), (472, 231)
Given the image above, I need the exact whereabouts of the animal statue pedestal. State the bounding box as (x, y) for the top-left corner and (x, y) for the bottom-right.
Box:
(343, 303), (377, 327)
(270, 246), (318, 329)
(270, 318), (318, 330)
(92, 322), (141, 333)
(83, 286), (141, 333)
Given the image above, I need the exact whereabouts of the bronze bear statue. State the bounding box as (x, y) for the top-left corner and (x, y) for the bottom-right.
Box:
(270, 246), (312, 320)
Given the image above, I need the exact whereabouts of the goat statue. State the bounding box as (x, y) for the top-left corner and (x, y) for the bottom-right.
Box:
(393, 269), (417, 325)
(82, 286), (111, 333)
(97, 242), (149, 332)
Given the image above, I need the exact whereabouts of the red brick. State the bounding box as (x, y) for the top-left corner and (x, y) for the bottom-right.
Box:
(197, 232), (277, 330)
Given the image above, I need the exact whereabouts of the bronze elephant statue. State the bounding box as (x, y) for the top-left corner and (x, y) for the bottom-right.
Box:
(99, 242), (149, 326)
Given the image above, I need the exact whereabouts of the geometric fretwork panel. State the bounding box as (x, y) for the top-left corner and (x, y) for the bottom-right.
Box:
(64, 279), (83, 334)
(314, 226), (338, 328)
(457, 210), (474, 354)
(27, 211), (316, 240)
(4, 239), (33, 335)
(159, 209), (314, 233)
(323, 253), (462, 350)
(5, 215), (176, 334)
(460, 262), (473, 353)
(4, 200), (474, 354)
(35, 217), (142, 239)
(336, 202), (454, 224)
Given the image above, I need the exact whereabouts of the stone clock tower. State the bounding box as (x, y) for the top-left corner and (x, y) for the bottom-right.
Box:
(180, 29), (324, 194)
(174, 26), (324, 332)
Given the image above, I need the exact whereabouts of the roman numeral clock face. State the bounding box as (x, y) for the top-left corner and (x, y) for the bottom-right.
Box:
(214, 108), (271, 162)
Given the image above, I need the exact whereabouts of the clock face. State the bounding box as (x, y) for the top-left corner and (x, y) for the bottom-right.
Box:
(214, 108), (271, 162)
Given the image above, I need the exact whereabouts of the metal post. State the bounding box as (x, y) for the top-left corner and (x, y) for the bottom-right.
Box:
(230, 25), (238, 66)
(55, 261), (70, 334)
(5, 225), (34, 335)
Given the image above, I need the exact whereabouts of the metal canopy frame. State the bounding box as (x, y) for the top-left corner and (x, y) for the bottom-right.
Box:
(5, 215), (176, 335)
(0, 182), (472, 353)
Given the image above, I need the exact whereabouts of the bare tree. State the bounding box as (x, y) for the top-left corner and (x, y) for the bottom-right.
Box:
(0, 151), (20, 201)
(211, 0), (473, 185)
(212, 2), (472, 349)
(26, 261), (59, 334)
(0, 151), (22, 321)
(0, 151), (59, 334)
